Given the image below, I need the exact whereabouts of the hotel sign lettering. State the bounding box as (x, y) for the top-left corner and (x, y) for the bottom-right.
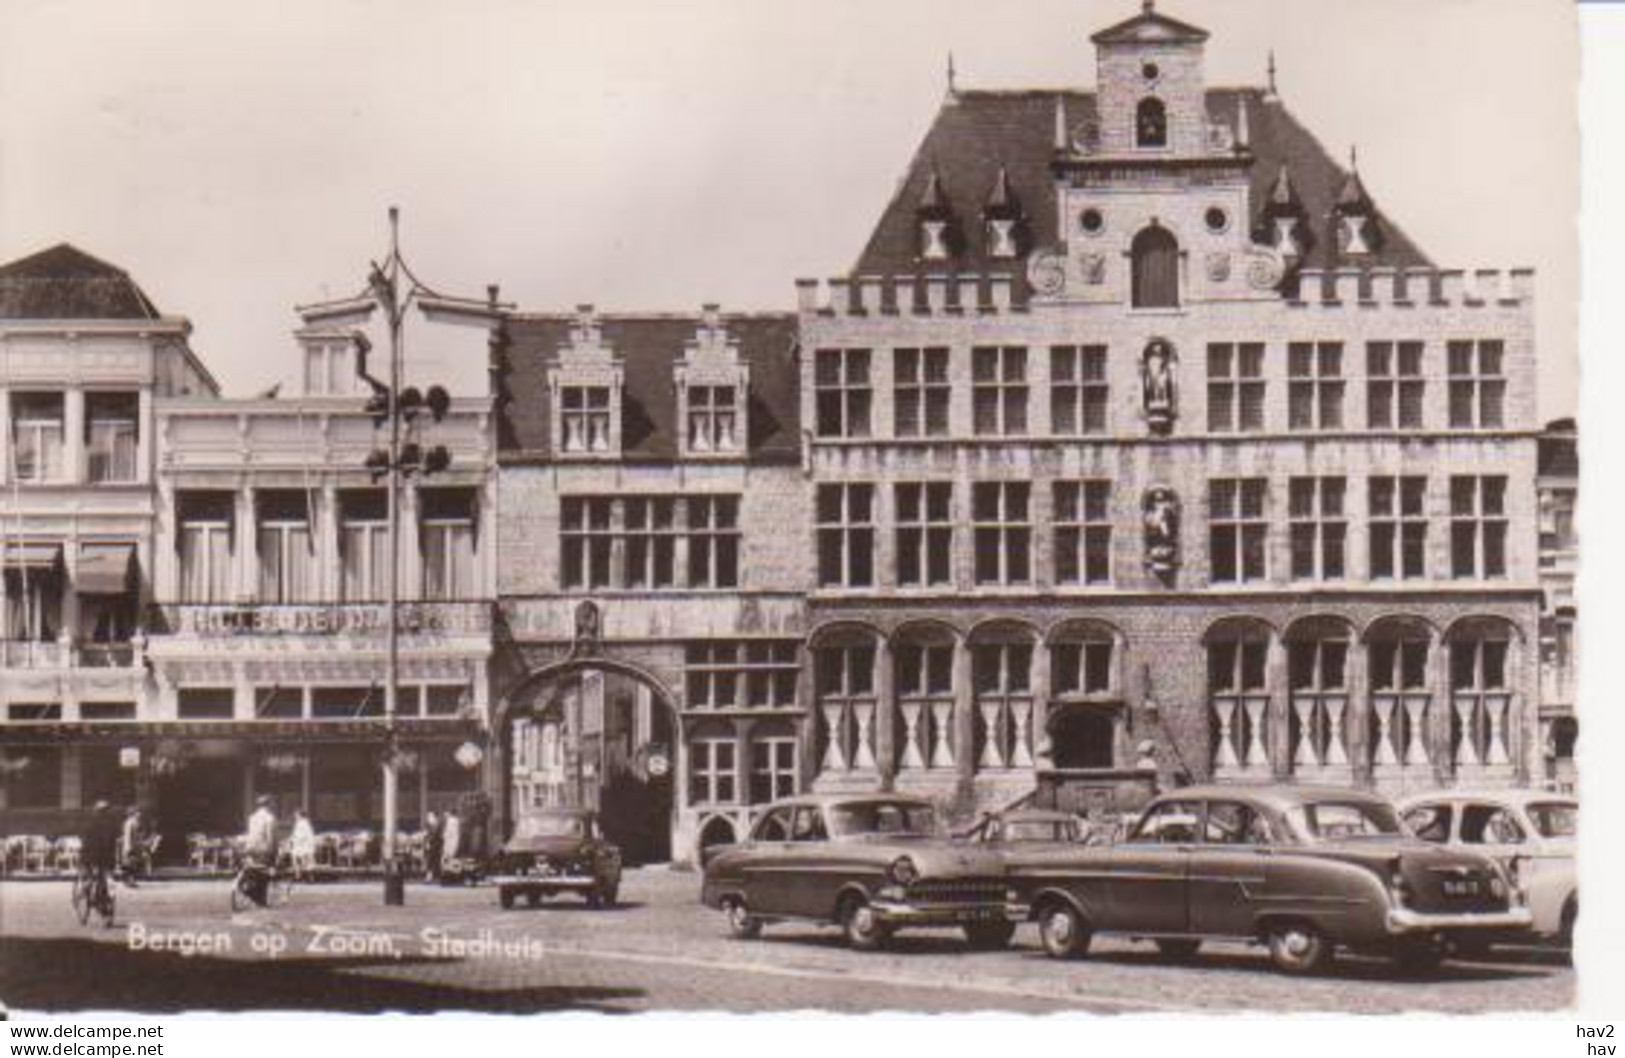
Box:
(166, 603), (489, 638)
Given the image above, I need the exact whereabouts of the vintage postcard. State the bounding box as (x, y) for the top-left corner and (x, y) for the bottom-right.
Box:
(0, 0), (1582, 1021)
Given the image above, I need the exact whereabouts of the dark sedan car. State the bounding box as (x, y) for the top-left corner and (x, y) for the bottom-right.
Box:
(1004, 785), (1532, 975)
(489, 808), (622, 909)
(701, 794), (1019, 951)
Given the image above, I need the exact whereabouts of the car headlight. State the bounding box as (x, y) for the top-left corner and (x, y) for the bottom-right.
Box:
(888, 856), (919, 886)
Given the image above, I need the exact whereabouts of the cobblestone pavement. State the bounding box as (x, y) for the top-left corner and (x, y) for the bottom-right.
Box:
(0, 869), (1575, 1014)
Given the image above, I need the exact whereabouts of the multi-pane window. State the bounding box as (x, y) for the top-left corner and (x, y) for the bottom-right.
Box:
(895, 482), (953, 587)
(1207, 343), (1265, 432)
(1367, 341), (1425, 429)
(687, 497), (740, 588)
(816, 484), (875, 587)
(1450, 631), (1513, 768)
(972, 640), (1034, 770)
(625, 498), (678, 588)
(178, 493), (233, 604)
(686, 386), (738, 453)
(1288, 477), (1346, 581)
(1051, 345), (1108, 435)
(1287, 342), (1344, 430)
(560, 497), (614, 588)
(559, 386), (612, 453)
(1369, 476), (1428, 580)
(1371, 634), (1432, 767)
(689, 736), (738, 805)
(895, 641), (955, 770)
(11, 393), (65, 483)
(1052, 635), (1115, 697)
(1209, 479), (1268, 583)
(340, 491), (388, 602)
(1054, 481), (1112, 585)
(1287, 633), (1350, 773)
(1450, 476), (1509, 579)
(972, 482), (1031, 585)
(972, 346), (1029, 436)
(561, 496), (738, 590)
(685, 641), (798, 709)
(421, 489), (477, 600)
(256, 493), (314, 604)
(303, 342), (355, 396)
(750, 735), (798, 803)
(894, 348), (950, 438)
(815, 348), (872, 438)
(1447, 340), (1507, 429)
(86, 393), (139, 483)
(1209, 632), (1270, 771)
(815, 643), (878, 773)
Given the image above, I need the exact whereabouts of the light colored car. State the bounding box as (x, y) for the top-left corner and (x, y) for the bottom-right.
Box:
(1398, 789), (1576, 943)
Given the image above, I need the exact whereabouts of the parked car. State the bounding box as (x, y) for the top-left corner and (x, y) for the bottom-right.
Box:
(1003, 784), (1533, 975)
(968, 808), (1088, 846)
(488, 808), (622, 909)
(701, 794), (1019, 951)
(1398, 789), (1577, 944)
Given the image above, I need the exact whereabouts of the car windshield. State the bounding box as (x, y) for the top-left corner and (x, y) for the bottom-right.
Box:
(516, 814), (586, 839)
(1003, 819), (1076, 842)
(1285, 800), (1402, 842)
(1526, 801), (1577, 838)
(828, 801), (939, 837)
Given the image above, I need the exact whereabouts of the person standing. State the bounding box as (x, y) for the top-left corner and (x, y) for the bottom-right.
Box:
(118, 807), (145, 886)
(241, 794), (278, 905)
(423, 811), (443, 883)
(289, 809), (316, 882)
(440, 809), (461, 880)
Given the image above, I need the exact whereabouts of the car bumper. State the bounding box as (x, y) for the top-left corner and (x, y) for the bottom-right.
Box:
(869, 900), (1023, 926)
(1385, 906), (1534, 934)
(491, 873), (598, 891)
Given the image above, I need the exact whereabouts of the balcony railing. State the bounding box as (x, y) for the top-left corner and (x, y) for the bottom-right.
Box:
(0, 640), (139, 669)
(152, 601), (492, 638)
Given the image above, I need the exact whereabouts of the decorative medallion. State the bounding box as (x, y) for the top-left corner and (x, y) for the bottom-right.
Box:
(1079, 252), (1106, 286)
(1206, 252), (1231, 283)
(1026, 250), (1067, 296)
(1245, 246), (1287, 290)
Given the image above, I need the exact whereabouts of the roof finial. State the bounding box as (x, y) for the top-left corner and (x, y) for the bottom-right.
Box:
(1349, 143), (1359, 172)
(1142, 0), (1155, 13)
(1266, 49), (1278, 99)
(1236, 92), (1251, 149)
(947, 51), (957, 95)
(1054, 94), (1069, 152)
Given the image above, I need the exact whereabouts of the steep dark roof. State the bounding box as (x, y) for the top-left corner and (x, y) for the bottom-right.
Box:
(853, 88), (1432, 281)
(0, 244), (162, 320)
(497, 312), (801, 463)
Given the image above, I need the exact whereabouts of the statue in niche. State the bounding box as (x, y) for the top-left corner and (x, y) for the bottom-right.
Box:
(1141, 338), (1178, 434)
(572, 600), (601, 657)
(1142, 487), (1181, 578)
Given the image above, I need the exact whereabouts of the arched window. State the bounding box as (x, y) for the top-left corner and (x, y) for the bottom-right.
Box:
(1131, 226), (1180, 309)
(893, 625), (958, 772)
(1206, 620), (1272, 775)
(970, 624), (1037, 771)
(1136, 98), (1167, 148)
(812, 628), (880, 775)
(1284, 618), (1353, 779)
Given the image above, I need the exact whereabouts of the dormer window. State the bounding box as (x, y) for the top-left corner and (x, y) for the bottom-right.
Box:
(1136, 98), (1167, 148)
(677, 305), (749, 459)
(300, 337), (358, 396)
(560, 386), (612, 453)
(548, 305), (623, 459)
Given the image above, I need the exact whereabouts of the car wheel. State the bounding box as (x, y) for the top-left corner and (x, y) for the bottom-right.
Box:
(963, 920), (1016, 951)
(1390, 935), (1448, 975)
(1038, 902), (1091, 960)
(1561, 897), (1578, 948)
(842, 898), (890, 952)
(724, 898), (763, 940)
(1266, 921), (1333, 976)
(499, 887), (516, 910)
(1154, 938), (1202, 961)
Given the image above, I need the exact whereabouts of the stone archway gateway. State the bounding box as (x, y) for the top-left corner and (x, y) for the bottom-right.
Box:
(493, 658), (679, 865)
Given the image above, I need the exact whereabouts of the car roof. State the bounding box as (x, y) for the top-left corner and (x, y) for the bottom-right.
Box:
(756, 793), (935, 812)
(1154, 784), (1393, 810)
(996, 809), (1078, 823)
(1397, 788), (1578, 808)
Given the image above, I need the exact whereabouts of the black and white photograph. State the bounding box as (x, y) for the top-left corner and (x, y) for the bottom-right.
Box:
(0, 0), (1609, 1036)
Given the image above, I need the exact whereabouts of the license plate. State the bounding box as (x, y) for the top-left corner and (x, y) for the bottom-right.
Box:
(1442, 879), (1480, 897)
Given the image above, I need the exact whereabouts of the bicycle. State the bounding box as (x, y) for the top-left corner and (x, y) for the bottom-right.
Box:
(230, 859), (293, 911)
(71, 867), (116, 927)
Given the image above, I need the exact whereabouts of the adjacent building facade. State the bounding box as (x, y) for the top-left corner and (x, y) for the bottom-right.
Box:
(1, 3), (1563, 865)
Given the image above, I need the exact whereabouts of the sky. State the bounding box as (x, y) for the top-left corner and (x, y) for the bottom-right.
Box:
(0, 0), (1578, 419)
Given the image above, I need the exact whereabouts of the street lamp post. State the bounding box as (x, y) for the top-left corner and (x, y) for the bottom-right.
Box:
(298, 206), (508, 905)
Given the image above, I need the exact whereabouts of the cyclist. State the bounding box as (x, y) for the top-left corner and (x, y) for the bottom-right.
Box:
(240, 794), (279, 906)
(78, 800), (120, 919)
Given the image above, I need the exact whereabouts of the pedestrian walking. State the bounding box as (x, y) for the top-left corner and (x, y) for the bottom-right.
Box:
(440, 809), (461, 879)
(423, 811), (443, 882)
(290, 809), (316, 882)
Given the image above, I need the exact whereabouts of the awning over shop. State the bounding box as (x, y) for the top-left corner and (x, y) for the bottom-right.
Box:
(1, 542), (63, 573)
(75, 544), (137, 595)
